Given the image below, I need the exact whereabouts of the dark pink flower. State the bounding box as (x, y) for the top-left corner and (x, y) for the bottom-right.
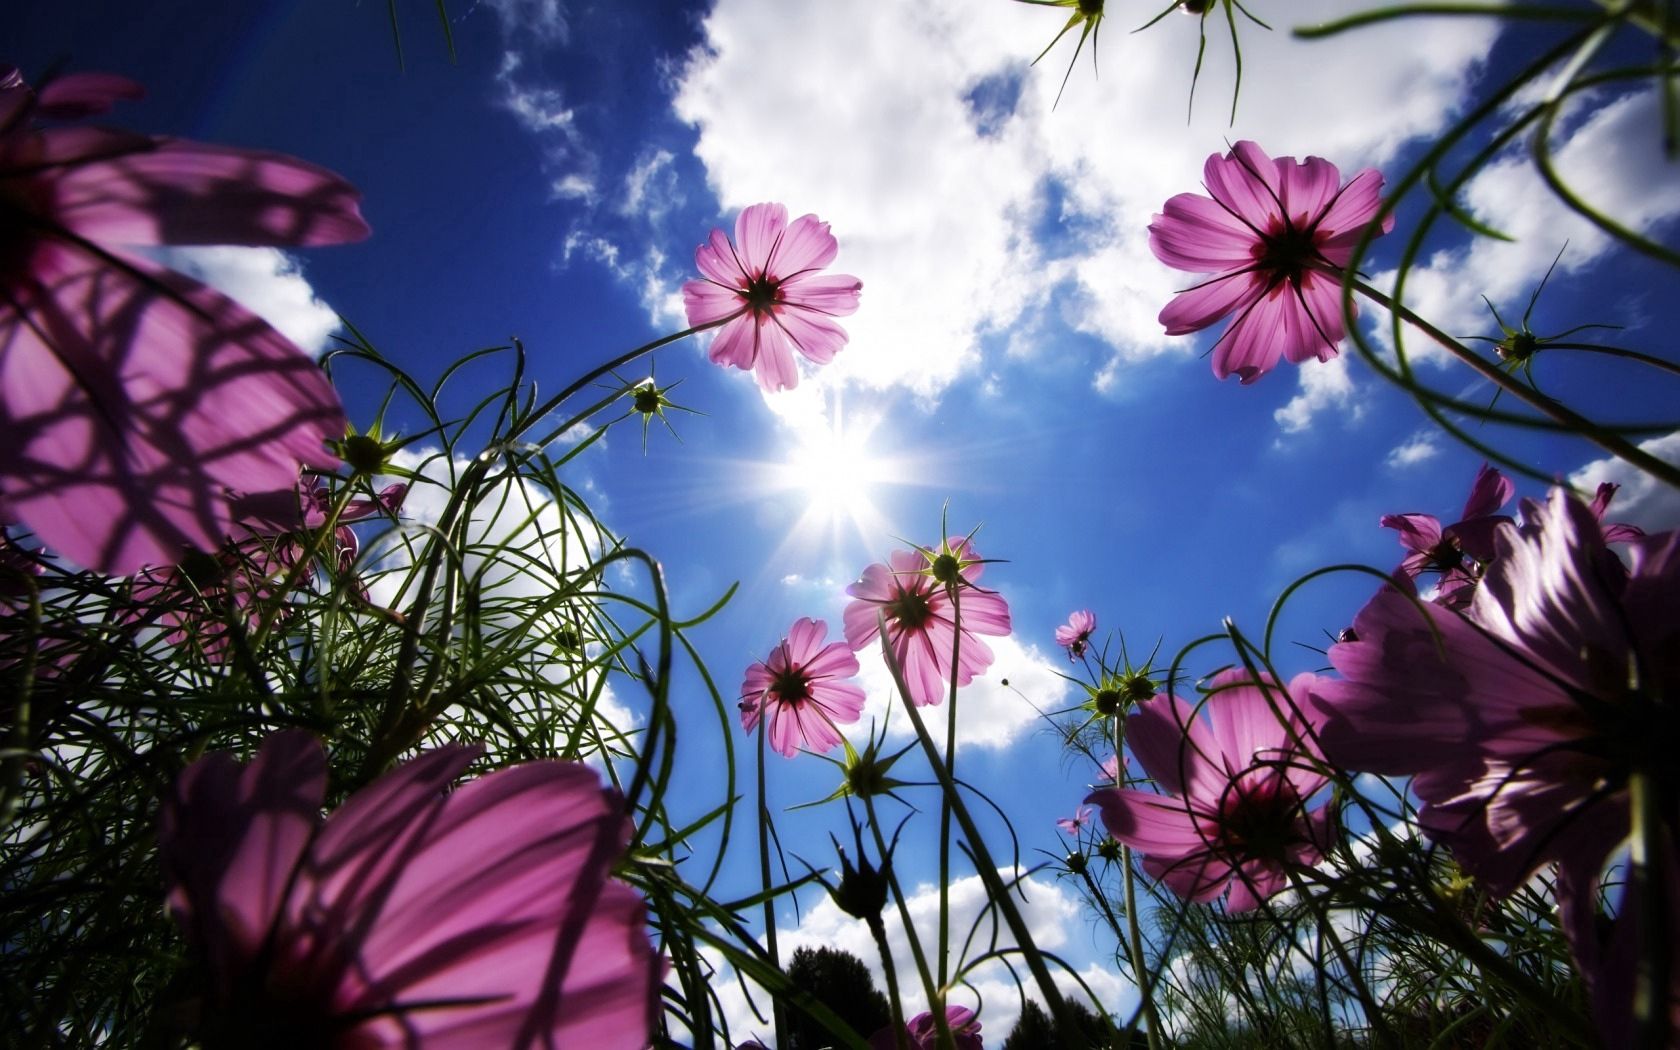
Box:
(1149, 140), (1392, 384)
(127, 475), (406, 659)
(1054, 609), (1096, 660)
(157, 730), (660, 1049)
(681, 202), (862, 392)
(842, 537), (1012, 707)
(1314, 491), (1680, 1042)
(1379, 462), (1513, 608)
(0, 66), (368, 574)
(740, 616), (866, 758)
(1086, 671), (1332, 912)
(869, 1004), (984, 1050)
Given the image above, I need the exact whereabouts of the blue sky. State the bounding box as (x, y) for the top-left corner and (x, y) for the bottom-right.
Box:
(13, 0), (1680, 1040)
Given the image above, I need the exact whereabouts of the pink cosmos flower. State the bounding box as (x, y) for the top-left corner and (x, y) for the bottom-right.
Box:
(1085, 671), (1333, 912)
(843, 537), (1012, 707)
(1379, 463), (1513, 608)
(739, 616), (867, 758)
(1313, 491), (1680, 1040)
(0, 66), (367, 574)
(869, 1004), (984, 1050)
(1097, 753), (1126, 785)
(1054, 609), (1096, 660)
(681, 202), (862, 392)
(1149, 140), (1392, 384)
(1057, 804), (1095, 834)
(157, 730), (660, 1049)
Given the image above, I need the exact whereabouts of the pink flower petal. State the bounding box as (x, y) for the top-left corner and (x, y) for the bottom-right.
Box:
(0, 243), (345, 572)
(1160, 271), (1264, 337)
(50, 137), (369, 247)
(734, 202), (788, 272)
(768, 212), (840, 278)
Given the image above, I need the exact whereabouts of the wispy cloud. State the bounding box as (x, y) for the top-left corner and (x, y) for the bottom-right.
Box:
(1385, 430), (1443, 469)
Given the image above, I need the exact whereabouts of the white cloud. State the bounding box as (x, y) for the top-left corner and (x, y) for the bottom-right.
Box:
(705, 870), (1130, 1046)
(853, 634), (1068, 752)
(1385, 429), (1443, 469)
(1568, 430), (1680, 532)
(671, 0), (1494, 403)
(1273, 356), (1361, 435)
(149, 246), (342, 355)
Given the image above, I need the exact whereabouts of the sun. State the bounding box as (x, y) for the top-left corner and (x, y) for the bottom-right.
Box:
(768, 397), (903, 548)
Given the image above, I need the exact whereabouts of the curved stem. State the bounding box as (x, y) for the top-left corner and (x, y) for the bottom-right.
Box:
(1344, 271), (1680, 490)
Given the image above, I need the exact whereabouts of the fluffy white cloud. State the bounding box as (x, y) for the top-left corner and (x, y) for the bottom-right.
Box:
(706, 869), (1130, 1047)
(851, 634), (1068, 752)
(149, 245), (342, 355)
(1569, 430), (1680, 532)
(671, 0), (1495, 403)
(1273, 355), (1361, 435)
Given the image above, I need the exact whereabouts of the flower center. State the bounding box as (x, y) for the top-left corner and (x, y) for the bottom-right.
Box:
(1426, 538), (1466, 574)
(1216, 776), (1309, 861)
(886, 586), (933, 629)
(1254, 222), (1323, 292)
(770, 666), (810, 704)
(740, 272), (782, 315)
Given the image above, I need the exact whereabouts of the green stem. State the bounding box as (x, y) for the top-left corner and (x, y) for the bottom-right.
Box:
(880, 613), (1073, 1035)
(757, 716), (787, 1049)
(1112, 717), (1163, 1050)
(868, 913), (912, 1050)
(1345, 273), (1680, 490)
(1630, 769), (1672, 1050)
(863, 793), (949, 1050)
(937, 596), (963, 993)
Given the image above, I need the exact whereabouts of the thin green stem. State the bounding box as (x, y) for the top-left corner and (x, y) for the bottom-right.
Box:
(757, 718), (787, 1049)
(863, 793), (948, 1049)
(868, 914), (912, 1050)
(880, 613), (1073, 1035)
(1345, 272), (1680, 490)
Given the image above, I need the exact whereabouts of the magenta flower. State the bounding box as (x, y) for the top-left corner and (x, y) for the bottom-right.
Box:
(740, 616), (866, 758)
(157, 730), (660, 1049)
(842, 537), (1012, 707)
(0, 67), (367, 574)
(1149, 140), (1392, 384)
(869, 1004), (984, 1050)
(1379, 462), (1513, 608)
(1057, 804), (1095, 834)
(681, 202), (862, 392)
(1085, 671), (1332, 912)
(1313, 491), (1680, 1038)
(1054, 609), (1096, 660)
